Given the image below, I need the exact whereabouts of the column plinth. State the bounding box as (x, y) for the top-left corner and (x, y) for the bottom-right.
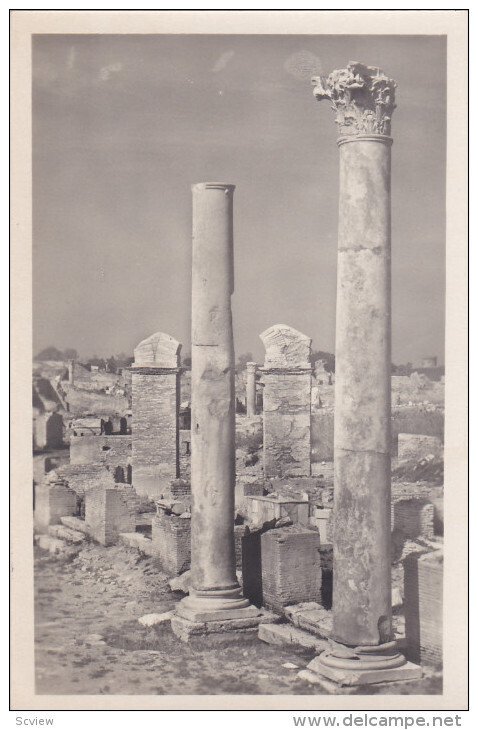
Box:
(303, 62), (422, 686)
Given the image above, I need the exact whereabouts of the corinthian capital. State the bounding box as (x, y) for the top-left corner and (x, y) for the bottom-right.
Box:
(312, 61), (397, 138)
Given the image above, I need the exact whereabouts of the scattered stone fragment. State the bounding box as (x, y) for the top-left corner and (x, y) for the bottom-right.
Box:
(282, 662), (299, 669)
(138, 612), (173, 627)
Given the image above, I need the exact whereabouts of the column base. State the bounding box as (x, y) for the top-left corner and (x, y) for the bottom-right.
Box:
(176, 584), (260, 622)
(302, 640), (422, 688)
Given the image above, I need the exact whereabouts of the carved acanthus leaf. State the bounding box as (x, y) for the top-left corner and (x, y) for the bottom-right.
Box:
(312, 61), (397, 138)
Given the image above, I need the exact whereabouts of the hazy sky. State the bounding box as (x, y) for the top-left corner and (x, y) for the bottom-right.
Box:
(33, 34), (446, 364)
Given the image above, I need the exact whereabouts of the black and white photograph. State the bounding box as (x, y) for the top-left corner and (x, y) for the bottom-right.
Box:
(10, 10), (468, 712)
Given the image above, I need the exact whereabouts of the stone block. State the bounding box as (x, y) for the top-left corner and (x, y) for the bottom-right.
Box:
(118, 532), (154, 556)
(170, 608), (277, 643)
(404, 549), (443, 667)
(244, 494), (310, 527)
(152, 510), (191, 575)
(261, 526), (321, 613)
(85, 484), (137, 546)
(258, 622), (328, 652)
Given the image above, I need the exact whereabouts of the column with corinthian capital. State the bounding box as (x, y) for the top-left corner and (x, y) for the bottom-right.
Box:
(304, 63), (422, 686)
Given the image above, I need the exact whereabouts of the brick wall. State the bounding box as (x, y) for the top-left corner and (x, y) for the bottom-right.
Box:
(85, 484), (137, 546)
(404, 550), (443, 666)
(151, 511), (191, 575)
(392, 499), (435, 539)
(132, 369), (180, 498)
(260, 526), (321, 613)
(34, 481), (78, 531)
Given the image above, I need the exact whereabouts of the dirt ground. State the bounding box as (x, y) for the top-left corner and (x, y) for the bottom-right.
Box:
(34, 542), (442, 697)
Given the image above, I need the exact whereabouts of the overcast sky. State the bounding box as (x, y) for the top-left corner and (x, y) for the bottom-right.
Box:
(32, 34), (446, 364)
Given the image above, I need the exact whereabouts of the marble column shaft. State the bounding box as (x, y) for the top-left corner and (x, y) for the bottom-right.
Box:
(176, 182), (256, 624)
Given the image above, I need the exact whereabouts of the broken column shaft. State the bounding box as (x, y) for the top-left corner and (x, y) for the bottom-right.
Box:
(306, 62), (421, 685)
(176, 183), (258, 624)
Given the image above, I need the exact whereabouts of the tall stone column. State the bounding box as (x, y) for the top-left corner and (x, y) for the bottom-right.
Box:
(305, 63), (421, 686)
(174, 183), (260, 635)
(246, 362), (257, 417)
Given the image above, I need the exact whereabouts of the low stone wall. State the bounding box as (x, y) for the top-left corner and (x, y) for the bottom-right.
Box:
(70, 435), (132, 472)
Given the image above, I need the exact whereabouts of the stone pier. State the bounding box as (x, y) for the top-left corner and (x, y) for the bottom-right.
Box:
(172, 182), (266, 640)
(260, 324), (312, 478)
(131, 332), (181, 499)
(246, 362), (257, 417)
(305, 62), (421, 686)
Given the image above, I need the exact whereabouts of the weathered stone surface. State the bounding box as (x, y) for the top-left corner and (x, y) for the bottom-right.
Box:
(34, 480), (77, 532)
(176, 182), (252, 622)
(305, 655), (421, 687)
(85, 484), (137, 547)
(397, 433), (443, 461)
(133, 331), (181, 368)
(152, 511), (191, 576)
(392, 498), (435, 540)
(261, 325), (312, 478)
(261, 527), (322, 613)
(243, 494), (310, 527)
(131, 363), (180, 499)
(260, 324), (311, 369)
(258, 622), (328, 652)
(48, 524), (86, 544)
(138, 612), (173, 627)
(285, 602), (332, 638)
(118, 532), (154, 556)
(310, 61), (405, 682)
(404, 549), (443, 667)
(171, 608), (277, 643)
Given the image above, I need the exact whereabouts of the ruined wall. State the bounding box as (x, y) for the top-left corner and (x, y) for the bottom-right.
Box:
(34, 412), (64, 450)
(56, 463), (116, 497)
(70, 435), (132, 480)
(260, 325), (312, 478)
(34, 479), (77, 531)
(131, 332), (181, 499)
(85, 484), (137, 546)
